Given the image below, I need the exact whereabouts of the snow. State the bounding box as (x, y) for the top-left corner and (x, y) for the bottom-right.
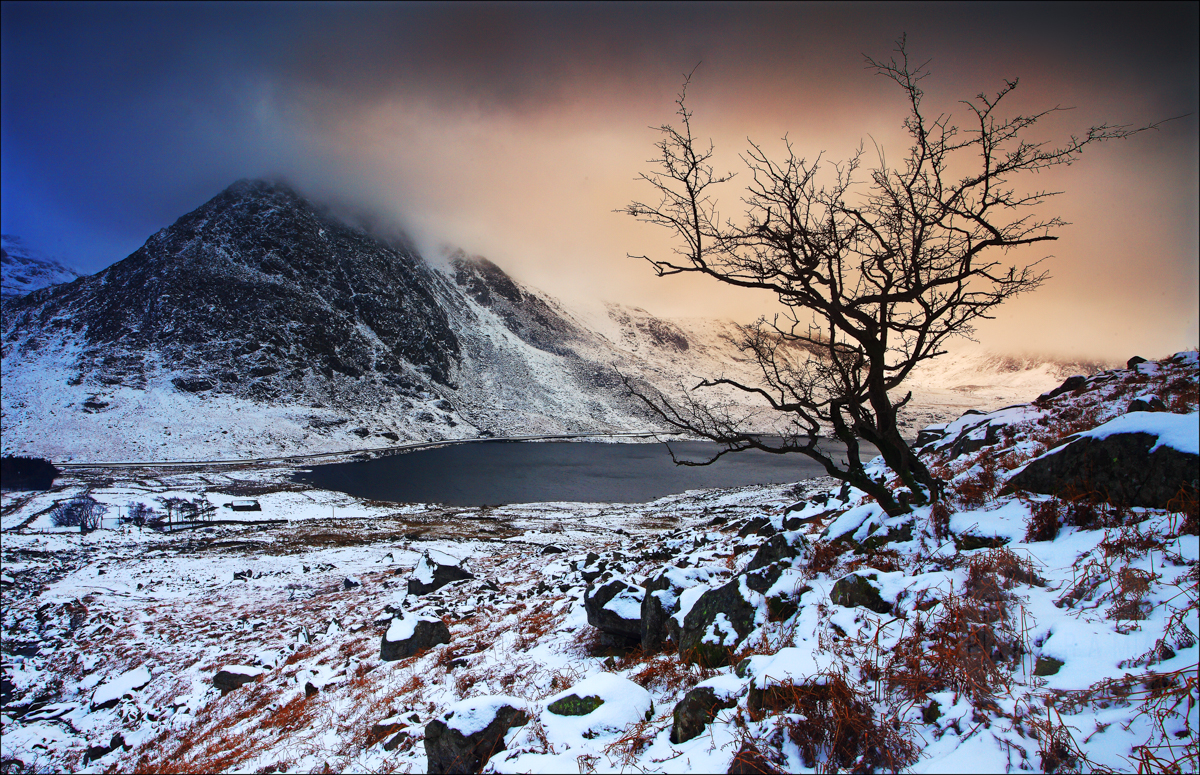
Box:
(601, 584), (644, 621)
(441, 695), (527, 737)
(90, 665), (151, 707)
(0, 350), (1195, 775)
(220, 665), (264, 677)
(385, 613), (433, 643)
(1074, 410), (1199, 454)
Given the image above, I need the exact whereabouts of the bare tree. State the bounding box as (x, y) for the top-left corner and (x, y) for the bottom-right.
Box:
(51, 495), (108, 532)
(126, 501), (158, 527)
(621, 39), (1164, 516)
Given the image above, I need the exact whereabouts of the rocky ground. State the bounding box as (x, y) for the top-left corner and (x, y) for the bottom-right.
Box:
(0, 353), (1196, 774)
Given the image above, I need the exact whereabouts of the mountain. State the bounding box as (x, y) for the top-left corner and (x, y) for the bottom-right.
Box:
(0, 180), (1104, 462)
(0, 234), (81, 300)
(0, 181), (680, 460)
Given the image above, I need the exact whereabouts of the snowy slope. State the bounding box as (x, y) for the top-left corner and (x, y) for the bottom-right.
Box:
(0, 351), (1194, 774)
(0, 234), (80, 300)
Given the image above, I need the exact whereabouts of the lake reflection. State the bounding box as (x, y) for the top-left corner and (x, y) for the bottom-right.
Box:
(292, 439), (877, 506)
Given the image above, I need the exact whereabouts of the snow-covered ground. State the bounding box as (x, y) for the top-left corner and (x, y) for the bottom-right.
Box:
(1, 353), (1194, 774)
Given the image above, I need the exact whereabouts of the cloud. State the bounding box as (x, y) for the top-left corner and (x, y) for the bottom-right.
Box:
(2, 2), (1195, 361)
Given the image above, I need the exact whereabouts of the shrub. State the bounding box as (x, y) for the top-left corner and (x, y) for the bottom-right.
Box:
(1025, 499), (1062, 542)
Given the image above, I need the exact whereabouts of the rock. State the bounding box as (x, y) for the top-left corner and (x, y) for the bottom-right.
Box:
(383, 729), (411, 751)
(343, 576), (361, 590)
(544, 674), (654, 728)
(1128, 396), (1166, 413)
(1033, 656), (1064, 676)
(678, 577), (763, 667)
(744, 533), (805, 573)
(640, 568), (715, 651)
(546, 693), (606, 716)
(81, 733), (127, 765)
(90, 665), (152, 710)
(540, 545), (565, 555)
(861, 520), (914, 553)
(955, 534), (1009, 551)
(584, 579), (644, 645)
(670, 686), (739, 744)
(829, 573), (891, 615)
(171, 376), (214, 393)
(408, 551), (474, 596)
(1005, 422), (1199, 509)
(737, 517), (774, 538)
(213, 665), (264, 693)
(914, 425), (947, 449)
(1127, 356), (1148, 369)
(948, 421), (1003, 459)
(1038, 374), (1087, 402)
(380, 614), (451, 661)
(425, 696), (529, 774)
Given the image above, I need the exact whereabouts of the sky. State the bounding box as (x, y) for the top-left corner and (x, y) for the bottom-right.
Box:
(2, 2), (1197, 361)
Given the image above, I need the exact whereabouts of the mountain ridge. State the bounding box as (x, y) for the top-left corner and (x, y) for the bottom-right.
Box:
(1, 179), (1112, 461)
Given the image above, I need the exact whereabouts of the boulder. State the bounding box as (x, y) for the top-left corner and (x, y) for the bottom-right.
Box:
(670, 685), (739, 744)
(380, 614), (450, 661)
(829, 573), (891, 615)
(744, 533), (805, 573)
(213, 665), (264, 693)
(584, 579), (644, 646)
(343, 576), (361, 590)
(1038, 374), (1087, 402)
(1005, 415), (1199, 509)
(1127, 396), (1166, 413)
(546, 693), (605, 716)
(678, 577), (764, 667)
(543, 674), (653, 727)
(90, 665), (152, 710)
(948, 421), (1003, 459)
(1127, 356), (1148, 369)
(640, 567), (716, 651)
(408, 551), (474, 596)
(424, 696), (529, 774)
(81, 733), (127, 765)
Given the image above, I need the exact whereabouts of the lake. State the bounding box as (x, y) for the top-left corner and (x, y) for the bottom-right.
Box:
(291, 439), (878, 506)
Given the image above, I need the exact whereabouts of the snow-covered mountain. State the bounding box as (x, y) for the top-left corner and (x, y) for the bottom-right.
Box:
(0, 180), (1106, 462)
(0, 234), (81, 300)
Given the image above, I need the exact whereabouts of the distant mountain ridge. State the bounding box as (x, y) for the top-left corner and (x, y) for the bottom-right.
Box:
(0, 234), (80, 300)
(0, 180), (1107, 461)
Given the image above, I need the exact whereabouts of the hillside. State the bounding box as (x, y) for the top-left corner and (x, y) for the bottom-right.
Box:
(0, 235), (80, 300)
(0, 351), (1194, 773)
(1, 180), (1103, 464)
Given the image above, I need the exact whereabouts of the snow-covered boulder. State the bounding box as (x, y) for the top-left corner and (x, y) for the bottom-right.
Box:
(640, 566), (718, 651)
(542, 673), (652, 732)
(90, 665), (151, 710)
(670, 674), (744, 743)
(213, 665), (264, 693)
(1006, 411), (1199, 508)
(407, 551), (474, 596)
(380, 613), (450, 661)
(424, 695), (529, 774)
(583, 578), (644, 646)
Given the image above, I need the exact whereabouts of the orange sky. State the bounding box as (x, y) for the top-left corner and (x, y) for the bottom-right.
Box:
(4, 3), (1196, 361)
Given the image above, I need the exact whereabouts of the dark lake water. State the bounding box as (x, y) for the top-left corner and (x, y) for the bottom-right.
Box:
(292, 439), (878, 506)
